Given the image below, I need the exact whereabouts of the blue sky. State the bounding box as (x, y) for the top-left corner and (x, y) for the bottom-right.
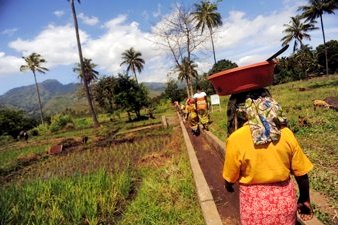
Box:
(0, 0), (337, 95)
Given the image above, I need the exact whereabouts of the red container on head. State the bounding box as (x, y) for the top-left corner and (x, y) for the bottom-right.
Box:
(208, 61), (276, 96)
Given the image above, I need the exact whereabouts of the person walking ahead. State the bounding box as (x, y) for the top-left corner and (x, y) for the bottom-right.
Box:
(186, 98), (199, 136)
(193, 86), (209, 130)
(223, 88), (314, 225)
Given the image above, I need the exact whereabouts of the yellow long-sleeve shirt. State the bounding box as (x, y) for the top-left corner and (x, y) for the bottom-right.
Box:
(223, 125), (313, 185)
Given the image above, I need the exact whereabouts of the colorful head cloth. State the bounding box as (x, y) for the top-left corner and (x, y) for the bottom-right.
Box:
(237, 97), (288, 145)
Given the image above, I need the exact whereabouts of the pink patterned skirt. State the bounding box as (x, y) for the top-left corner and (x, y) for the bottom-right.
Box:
(239, 179), (297, 225)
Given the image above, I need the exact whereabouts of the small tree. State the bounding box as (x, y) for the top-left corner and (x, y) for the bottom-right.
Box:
(120, 47), (145, 84)
(208, 59), (238, 74)
(0, 108), (37, 138)
(281, 16), (317, 53)
(152, 4), (206, 98)
(316, 40), (338, 73)
(93, 76), (118, 113)
(20, 53), (48, 124)
(192, 0), (222, 64)
(176, 57), (198, 97)
(163, 79), (186, 103)
(114, 74), (150, 120)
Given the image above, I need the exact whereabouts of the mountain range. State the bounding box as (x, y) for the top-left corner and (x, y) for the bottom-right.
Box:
(0, 79), (166, 116)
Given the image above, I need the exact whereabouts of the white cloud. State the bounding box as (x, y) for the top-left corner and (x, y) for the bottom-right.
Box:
(53, 10), (65, 18)
(78, 13), (99, 26)
(8, 24), (88, 67)
(85, 16), (161, 78)
(0, 52), (23, 76)
(1, 28), (18, 36)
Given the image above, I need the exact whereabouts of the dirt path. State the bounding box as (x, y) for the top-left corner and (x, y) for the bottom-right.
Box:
(184, 124), (240, 225)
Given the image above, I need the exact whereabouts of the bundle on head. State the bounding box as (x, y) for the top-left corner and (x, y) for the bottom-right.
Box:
(227, 88), (271, 135)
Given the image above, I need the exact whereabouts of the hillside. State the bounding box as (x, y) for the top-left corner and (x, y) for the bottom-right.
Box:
(0, 80), (166, 115)
(0, 80), (81, 115)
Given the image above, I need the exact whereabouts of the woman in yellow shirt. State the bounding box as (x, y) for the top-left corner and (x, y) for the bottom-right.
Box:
(186, 98), (200, 136)
(223, 88), (313, 225)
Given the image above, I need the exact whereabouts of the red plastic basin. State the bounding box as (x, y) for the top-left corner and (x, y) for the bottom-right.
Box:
(208, 61), (276, 96)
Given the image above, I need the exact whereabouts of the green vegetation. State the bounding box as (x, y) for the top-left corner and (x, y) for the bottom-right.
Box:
(0, 102), (204, 224)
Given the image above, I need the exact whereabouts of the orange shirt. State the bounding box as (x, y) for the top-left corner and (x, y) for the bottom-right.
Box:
(223, 125), (313, 185)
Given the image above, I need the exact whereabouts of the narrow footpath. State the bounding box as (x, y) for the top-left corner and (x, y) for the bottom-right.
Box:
(184, 123), (240, 225)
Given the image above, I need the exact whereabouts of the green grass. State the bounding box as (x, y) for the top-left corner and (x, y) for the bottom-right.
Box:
(0, 169), (133, 224)
(0, 104), (204, 224)
(0, 144), (49, 171)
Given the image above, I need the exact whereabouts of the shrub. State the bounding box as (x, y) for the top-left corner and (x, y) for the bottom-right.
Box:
(35, 123), (50, 136)
(74, 117), (91, 129)
(29, 128), (39, 136)
(49, 114), (74, 132)
(0, 135), (15, 145)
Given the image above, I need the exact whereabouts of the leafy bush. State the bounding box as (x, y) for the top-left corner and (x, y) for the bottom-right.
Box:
(29, 128), (39, 136)
(74, 117), (91, 129)
(0, 135), (15, 145)
(49, 114), (74, 132)
(155, 99), (172, 114)
(0, 108), (37, 138)
(34, 123), (50, 136)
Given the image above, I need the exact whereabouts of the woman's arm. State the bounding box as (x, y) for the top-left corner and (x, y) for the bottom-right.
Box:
(295, 174), (313, 221)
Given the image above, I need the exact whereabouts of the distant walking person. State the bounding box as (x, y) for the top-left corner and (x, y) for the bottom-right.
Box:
(193, 86), (209, 130)
(186, 98), (199, 136)
(18, 131), (29, 142)
(223, 88), (314, 225)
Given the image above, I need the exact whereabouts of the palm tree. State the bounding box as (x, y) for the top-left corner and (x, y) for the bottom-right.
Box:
(120, 47), (145, 84)
(69, 0), (99, 127)
(73, 58), (99, 83)
(20, 53), (48, 124)
(281, 16), (317, 53)
(298, 0), (338, 75)
(176, 57), (198, 97)
(192, 0), (222, 64)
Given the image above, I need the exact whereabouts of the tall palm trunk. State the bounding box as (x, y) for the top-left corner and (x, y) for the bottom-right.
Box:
(70, 0), (99, 127)
(209, 27), (217, 65)
(33, 71), (44, 124)
(133, 71), (138, 84)
(185, 78), (190, 97)
(319, 14), (329, 75)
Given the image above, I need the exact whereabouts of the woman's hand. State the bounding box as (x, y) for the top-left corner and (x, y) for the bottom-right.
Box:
(224, 180), (234, 193)
(297, 200), (313, 221)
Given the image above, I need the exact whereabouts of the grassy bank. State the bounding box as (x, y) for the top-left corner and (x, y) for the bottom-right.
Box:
(0, 106), (204, 224)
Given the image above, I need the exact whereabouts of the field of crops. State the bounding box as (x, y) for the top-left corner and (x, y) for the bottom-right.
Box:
(0, 108), (204, 224)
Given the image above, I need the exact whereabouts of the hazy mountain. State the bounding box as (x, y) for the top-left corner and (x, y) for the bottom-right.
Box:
(142, 82), (166, 92)
(0, 80), (81, 115)
(0, 80), (166, 116)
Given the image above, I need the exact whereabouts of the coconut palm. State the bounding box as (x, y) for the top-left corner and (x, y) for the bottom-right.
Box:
(192, 0), (222, 64)
(120, 47), (145, 84)
(69, 0), (99, 127)
(281, 16), (317, 53)
(20, 53), (48, 124)
(176, 57), (198, 97)
(73, 58), (99, 84)
(298, 0), (338, 75)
